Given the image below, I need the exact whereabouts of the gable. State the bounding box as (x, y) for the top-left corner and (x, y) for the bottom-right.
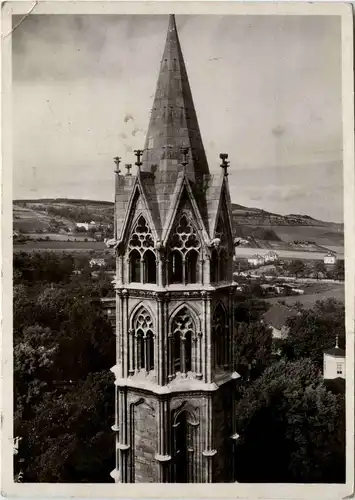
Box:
(213, 185), (234, 251)
(163, 181), (208, 248)
(119, 184), (158, 247)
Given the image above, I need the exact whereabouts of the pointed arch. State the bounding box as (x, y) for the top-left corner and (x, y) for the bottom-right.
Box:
(212, 302), (229, 370)
(169, 305), (197, 377)
(210, 249), (218, 283)
(185, 249), (199, 283)
(171, 404), (200, 483)
(130, 305), (155, 374)
(130, 302), (156, 328)
(120, 181), (159, 245)
(129, 249), (141, 283)
(167, 212), (202, 285)
(168, 303), (200, 331)
(169, 250), (183, 284)
(219, 248), (228, 282)
(143, 249), (157, 284)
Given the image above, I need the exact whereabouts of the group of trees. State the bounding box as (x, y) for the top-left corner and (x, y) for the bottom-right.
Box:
(283, 259), (344, 280)
(13, 252), (116, 482)
(234, 257), (345, 281)
(13, 250), (346, 484)
(233, 296), (345, 483)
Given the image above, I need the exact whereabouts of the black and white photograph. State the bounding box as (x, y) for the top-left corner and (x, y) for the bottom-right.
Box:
(2, 1), (354, 495)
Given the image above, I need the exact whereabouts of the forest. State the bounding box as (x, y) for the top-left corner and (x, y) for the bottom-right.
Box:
(13, 252), (345, 483)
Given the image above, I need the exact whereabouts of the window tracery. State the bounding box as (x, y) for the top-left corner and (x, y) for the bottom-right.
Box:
(210, 213), (230, 283)
(128, 216), (156, 283)
(212, 304), (229, 369)
(169, 308), (194, 376)
(132, 308), (155, 373)
(168, 214), (201, 284)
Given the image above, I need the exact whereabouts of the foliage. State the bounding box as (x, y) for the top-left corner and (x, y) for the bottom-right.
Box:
(233, 322), (273, 379)
(234, 297), (270, 323)
(285, 259), (306, 278)
(18, 371), (115, 482)
(14, 325), (58, 420)
(281, 298), (345, 368)
(13, 252), (116, 482)
(14, 252), (74, 284)
(234, 358), (345, 483)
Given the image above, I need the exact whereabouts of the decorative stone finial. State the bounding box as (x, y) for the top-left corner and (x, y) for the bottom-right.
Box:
(181, 147), (189, 168)
(134, 150), (143, 168)
(113, 156), (121, 174)
(219, 153), (230, 176)
(125, 164), (132, 176)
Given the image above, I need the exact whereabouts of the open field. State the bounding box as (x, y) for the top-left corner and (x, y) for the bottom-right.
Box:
(13, 205), (76, 232)
(234, 247), (344, 261)
(268, 225), (344, 247)
(265, 283), (344, 309)
(22, 233), (96, 242)
(13, 241), (106, 252)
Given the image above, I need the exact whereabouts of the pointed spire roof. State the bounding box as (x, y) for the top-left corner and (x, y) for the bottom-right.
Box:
(142, 14), (209, 182)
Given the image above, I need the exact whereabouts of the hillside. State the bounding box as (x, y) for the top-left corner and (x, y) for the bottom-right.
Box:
(231, 203), (344, 249)
(13, 198), (344, 251)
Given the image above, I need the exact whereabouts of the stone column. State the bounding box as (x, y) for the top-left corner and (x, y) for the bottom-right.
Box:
(181, 336), (186, 375)
(157, 295), (162, 384)
(122, 289), (129, 378)
(155, 398), (171, 482)
(201, 291), (207, 382)
(202, 397), (216, 482)
(124, 255), (130, 284)
(128, 328), (134, 376)
(196, 331), (203, 379)
(117, 389), (130, 482)
(167, 333), (173, 381)
(205, 293), (212, 384)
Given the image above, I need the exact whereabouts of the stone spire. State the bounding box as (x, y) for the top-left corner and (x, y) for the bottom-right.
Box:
(142, 14), (209, 182)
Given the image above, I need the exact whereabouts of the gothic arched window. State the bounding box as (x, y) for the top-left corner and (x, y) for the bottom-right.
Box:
(185, 250), (199, 284)
(128, 215), (155, 284)
(143, 250), (156, 284)
(170, 308), (194, 376)
(219, 249), (227, 282)
(132, 308), (155, 374)
(172, 410), (195, 483)
(168, 214), (201, 285)
(169, 250), (183, 284)
(213, 304), (229, 369)
(130, 249), (141, 282)
(210, 249), (218, 283)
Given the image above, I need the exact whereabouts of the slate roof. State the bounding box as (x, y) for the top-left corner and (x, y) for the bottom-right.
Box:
(115, 15), (234, 244)
(324, 347), (345, 357)
(141, 14), (209, 183)
(262, 303), (299, 330)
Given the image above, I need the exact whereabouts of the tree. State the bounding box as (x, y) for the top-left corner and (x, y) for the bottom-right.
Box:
(234, 358), (345, 483)
(313, 261), (326, 280)
(14, 325), (58, 420)
(287, 259), (306, 278)
(234, 297), (269, 323)
(233, 322), (273, 379)
(18, 371), (115, 483)
(333, 260), (345, 281)
(282, 298), (345, 368)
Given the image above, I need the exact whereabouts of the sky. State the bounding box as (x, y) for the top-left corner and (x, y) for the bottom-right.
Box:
(12, 14), (343, 222)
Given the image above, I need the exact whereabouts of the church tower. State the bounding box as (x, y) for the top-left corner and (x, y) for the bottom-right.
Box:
(110, 14), (239, 483)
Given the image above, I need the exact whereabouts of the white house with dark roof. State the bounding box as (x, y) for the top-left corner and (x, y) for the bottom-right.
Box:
(247, 254), (264, 267)
(324, 252), (337, 265)
(323, 337), (345, 379)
